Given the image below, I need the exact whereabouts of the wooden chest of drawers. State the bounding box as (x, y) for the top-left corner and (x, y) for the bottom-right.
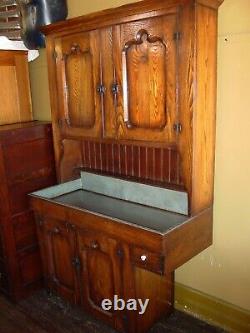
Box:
(0, 121), (56, 301)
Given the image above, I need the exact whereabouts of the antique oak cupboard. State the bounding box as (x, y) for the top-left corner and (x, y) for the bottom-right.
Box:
(30, 0), (223, 332)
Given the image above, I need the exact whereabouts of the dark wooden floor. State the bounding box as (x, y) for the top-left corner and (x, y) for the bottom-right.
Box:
(0, 291), (226, 333)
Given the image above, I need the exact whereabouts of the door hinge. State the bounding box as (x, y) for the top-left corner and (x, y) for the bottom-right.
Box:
(173, 31), (181, 41)
(173, 123), (182, 133)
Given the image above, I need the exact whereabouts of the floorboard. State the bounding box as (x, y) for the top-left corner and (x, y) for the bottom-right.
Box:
(0, 291), (226, 333)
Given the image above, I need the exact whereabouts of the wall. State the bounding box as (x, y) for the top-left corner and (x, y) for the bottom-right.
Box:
(28, 0), (250, 312)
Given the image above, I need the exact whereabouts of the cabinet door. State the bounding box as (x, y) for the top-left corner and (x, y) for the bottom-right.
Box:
(112, 12), (179, 143)
(77, 231), (125, 332)
(54, 31), (102, 138)
(40, 217), (80, 304)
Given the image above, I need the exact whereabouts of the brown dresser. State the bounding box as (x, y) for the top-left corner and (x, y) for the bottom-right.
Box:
(0, 121), (56, 301)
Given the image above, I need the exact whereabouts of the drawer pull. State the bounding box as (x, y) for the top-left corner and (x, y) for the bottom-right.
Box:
(140, 255), (147, 262)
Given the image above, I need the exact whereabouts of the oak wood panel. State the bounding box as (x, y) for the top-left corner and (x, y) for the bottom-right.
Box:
(0, 51), (32, 125)
(41, 218), (80, 304)
(190, 4), (218, 214)
(77, 231), (125, 332)
(133, 268), (174, 333)
(113, 14), (178, 142)
(163, 208), (213, 273)
(177, 2), (219, 214)
(54, 30), (102, 138)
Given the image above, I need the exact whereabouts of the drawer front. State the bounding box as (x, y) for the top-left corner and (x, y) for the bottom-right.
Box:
(131, 246), (164, 275)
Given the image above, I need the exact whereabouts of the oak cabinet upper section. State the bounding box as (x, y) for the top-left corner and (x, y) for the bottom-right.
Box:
(43, 0), (223, 214)
(51, 7), (179, 144)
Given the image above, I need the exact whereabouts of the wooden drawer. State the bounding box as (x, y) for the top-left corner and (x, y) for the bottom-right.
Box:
(131, 246), (164, 275)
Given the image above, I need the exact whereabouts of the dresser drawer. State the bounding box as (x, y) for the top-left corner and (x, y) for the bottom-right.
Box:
(131, 247), (164, 275)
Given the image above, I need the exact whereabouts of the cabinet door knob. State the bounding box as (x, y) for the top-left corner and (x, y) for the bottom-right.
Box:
(90, 241), (99, 249)
(140, 255), (147, 261)
(53, 227), (60, 234)
(96, 84), (106, 95)
(111, 83), (119, 95)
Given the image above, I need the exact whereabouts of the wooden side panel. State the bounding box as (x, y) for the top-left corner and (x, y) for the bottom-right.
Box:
(177, 3), (195, 212)
(191, 4), (218, 214)
(163, 208), (213, 273)
(0, 51), (32, 125)
(178, 3), (219, 214)
(14, 52), (33, 122)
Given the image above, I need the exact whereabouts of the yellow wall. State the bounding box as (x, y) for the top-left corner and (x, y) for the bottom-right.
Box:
(28, 0), (250, 311)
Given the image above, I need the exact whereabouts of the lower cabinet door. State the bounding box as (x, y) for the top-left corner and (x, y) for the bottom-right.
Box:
(42, 218), (80, 304)
(77, 230), (126, 332)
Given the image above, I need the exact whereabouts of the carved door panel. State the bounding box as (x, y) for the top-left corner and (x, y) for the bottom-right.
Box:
(112, 12), (179, 143)
(54, 30), (103, 138)
(77, 231), (125, 332)
(41, 217), (80, 304)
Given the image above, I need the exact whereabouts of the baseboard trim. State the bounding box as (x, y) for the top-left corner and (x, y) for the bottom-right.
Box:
(174, 283), (250, 333)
